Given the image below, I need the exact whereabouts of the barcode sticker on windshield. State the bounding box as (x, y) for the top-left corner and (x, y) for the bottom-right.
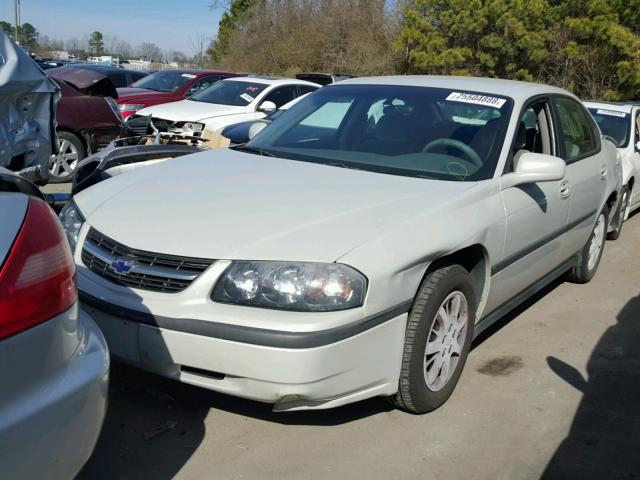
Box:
(596, 109), (627, 118)
(181, 74), (197, 79)
(240, 93), (255, 103)
(446, 92), (506, 109)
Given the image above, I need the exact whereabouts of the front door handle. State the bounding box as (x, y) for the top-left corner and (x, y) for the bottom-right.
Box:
(600, 165), (608, 179)
(560, 180), (571, 199)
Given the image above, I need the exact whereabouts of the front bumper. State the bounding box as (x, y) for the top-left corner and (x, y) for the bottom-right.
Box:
(0, 303), (109, 480)
(81, 291), (408, 411)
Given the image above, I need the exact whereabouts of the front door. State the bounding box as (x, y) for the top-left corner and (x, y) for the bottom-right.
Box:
(492, 100), (571, 306)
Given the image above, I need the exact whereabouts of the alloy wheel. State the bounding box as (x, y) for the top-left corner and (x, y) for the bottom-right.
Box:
(49, 138), (79, 179)
(588, 213), (606, 271)
(424, 291), (468, 391)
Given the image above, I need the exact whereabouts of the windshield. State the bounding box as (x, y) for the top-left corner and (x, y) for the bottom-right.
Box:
(190, 80), (267, 106)
(246, 85), (513, 181)
(588, 108), (630, 148)
(132, 71), (196, 93)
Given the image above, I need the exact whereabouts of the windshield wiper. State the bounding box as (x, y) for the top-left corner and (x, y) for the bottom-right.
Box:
(232, 145), (275, 157)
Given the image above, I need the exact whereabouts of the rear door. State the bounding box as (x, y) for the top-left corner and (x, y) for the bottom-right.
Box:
(551, 96), (604, 251)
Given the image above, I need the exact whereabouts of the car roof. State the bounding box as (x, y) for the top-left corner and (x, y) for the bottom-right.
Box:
(152, 69), (241, 76)
(583, 101), (634, 113)
(223, 76), (320, 87)
(335, 75), (576, 103)
(65, 64), (145, 74)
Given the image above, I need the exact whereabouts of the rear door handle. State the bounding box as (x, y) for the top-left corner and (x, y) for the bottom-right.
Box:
(560, 180), (571, 199)
(600, 165), (608, 179)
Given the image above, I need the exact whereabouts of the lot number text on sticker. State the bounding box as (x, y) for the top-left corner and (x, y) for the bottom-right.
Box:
(446, 92), (506, 109)
(596, 109), (627, 118)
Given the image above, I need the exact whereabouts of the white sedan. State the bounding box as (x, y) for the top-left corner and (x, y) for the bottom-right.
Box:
(585, 101), (640, 238)
(65, 76), (620, 413)
(127, 76), (320, 137)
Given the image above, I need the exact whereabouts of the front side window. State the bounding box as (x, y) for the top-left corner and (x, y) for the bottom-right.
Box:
(190, 80), (268, 106)
(587, 108), (630, 148)
(246, 85), (513, 181)
(132, 71), (197, 93)
(554, 98), (598, 160)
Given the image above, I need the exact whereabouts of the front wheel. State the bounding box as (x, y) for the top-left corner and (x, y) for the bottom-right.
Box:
(390, 264), (476, 414)
(567, 207), (608, 284)
(49, 131), (86, 183)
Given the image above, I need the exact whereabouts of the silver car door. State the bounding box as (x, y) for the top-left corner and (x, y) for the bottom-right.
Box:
(491, 100), (571, 307)
(551, 96), (604, 253)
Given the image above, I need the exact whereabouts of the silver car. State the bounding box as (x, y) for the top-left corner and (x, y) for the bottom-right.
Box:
(67, 76), (620, 414)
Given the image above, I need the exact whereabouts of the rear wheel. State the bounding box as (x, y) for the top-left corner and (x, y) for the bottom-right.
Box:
(607, 187), (628, 241)
(390, 264), (475, 414)
(49, 131), (86, 183)
(567, 207), (608, 284)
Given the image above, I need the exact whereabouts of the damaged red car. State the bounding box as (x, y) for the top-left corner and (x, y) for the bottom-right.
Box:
(47, 68), (122, 183)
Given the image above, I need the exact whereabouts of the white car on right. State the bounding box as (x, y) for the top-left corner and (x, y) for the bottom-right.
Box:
(585, 101), (640, 237)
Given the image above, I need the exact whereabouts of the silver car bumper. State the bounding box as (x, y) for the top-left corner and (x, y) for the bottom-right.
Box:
(0, 303), (109, 480)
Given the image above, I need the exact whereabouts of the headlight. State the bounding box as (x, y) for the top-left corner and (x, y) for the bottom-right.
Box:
(58, 201), (84, 253)
(118, 103), (145, 112)
(212, 262), (367, 311)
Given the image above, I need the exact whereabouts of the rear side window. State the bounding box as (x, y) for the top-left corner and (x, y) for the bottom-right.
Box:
(106, 72), (127, 88)
(553, 97), (598, 161)
(298, 85), (320, 96)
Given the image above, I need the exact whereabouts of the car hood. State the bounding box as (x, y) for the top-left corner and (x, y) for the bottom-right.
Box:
(75, 149), (476, 262)
(48, 67), (117, 98)
(0, 32), (59, 184)
(135, 100), (247, 122)
(116, 87), (175, 103)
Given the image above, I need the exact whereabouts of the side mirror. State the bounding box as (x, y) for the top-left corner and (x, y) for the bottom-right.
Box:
(501, 152), (566, 189)
(248, 121), (268, 140)
(635, 141), (640, 152)
(258, 101), (277, 114)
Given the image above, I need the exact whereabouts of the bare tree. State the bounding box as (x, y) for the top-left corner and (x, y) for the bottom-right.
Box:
(137, 42), (162, 62)
(190, 32), (210, 67)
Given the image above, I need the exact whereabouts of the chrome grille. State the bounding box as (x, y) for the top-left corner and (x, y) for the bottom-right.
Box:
(81, 228), (214, 293)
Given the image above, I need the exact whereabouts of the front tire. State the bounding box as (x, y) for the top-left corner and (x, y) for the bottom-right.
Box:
(567, 207), (608, 284)
(49, 131), (86, 183)
(390, 265), (476, 414)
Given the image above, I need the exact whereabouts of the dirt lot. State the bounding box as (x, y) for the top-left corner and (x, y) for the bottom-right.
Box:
(71, 206), (640, 480)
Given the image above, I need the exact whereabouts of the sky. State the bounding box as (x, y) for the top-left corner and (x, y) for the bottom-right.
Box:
(0, 0), (225, 55)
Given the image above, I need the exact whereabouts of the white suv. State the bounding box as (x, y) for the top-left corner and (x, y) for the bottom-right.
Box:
(66, 76), (620, 413)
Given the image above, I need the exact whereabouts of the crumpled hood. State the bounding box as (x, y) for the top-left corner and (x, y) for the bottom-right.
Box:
(135, 99), (246, 122)
(48, 67), (117, 98)
(74, 149), (475, 262)
(0, 31), (59, 184)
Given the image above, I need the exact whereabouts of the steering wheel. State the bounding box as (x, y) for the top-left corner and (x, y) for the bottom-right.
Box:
(422, 138), (483, 168)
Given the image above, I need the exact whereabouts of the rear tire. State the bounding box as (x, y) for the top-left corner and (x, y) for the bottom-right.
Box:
(607, 188), (628, 241)
(567, 207), (608, 284)
(390, 264), (476, 414)
(49, 131), (86, 183)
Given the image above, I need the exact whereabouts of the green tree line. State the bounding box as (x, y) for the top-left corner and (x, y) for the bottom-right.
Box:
(210, 0), (640, 100)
